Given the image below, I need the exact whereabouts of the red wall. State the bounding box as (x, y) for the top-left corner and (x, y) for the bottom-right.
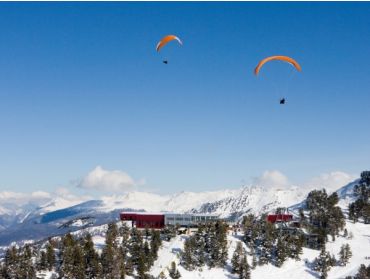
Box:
(120, 213), (165, 229)
(267, 214), (293, 223)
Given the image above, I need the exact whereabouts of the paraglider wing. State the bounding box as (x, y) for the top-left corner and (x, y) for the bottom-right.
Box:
(254, 55), (301, 75)
(156, 35), (183, 52)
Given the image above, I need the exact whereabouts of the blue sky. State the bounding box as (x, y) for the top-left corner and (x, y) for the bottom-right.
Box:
(0, 2), (369, 196)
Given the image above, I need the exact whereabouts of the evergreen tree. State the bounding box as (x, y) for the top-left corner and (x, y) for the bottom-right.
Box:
(314, 245), (332, 279)
(354, 264), (370, 279)
(129, 227), (144, 266)
(182, 236), (197, 271)
(239, 255), (251, 279)
(150, 229), (162, 262)
(37, 251), (48, 271)
(195, 229), (206, 267)
(4, 246), (18, 278)
(168, 261), (181, 279)
(125, 257), (134, 276)
(275, 236), (287, 267)
(144, 240), (153, 267)
(46, 241), (56, 271)
(306, 189), (345, 242)
(231, 242), (244, 274)
(18, 244), (36, 278)
(58, 236), (85, 278)
(339, 244), (352, 266)
(72, 243), (85, 279)
(137, 252), (148, 279)
(83, 233), (101, 278)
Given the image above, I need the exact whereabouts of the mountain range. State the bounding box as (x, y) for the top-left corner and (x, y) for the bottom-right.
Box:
(0, 180), (359, 247)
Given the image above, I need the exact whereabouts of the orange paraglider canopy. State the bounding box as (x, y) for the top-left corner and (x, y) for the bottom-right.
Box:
(156, 35), (182, 52)
(254, 55), (301, 75)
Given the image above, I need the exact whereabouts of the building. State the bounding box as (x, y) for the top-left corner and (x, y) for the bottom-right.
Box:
(120, 212), (219, 229)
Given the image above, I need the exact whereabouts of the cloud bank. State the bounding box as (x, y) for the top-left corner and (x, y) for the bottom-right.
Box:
(77, 166), (145, 193)
(252, 170), (290, 189)
(303, 171), (357, 193)
(0, 190), (51, 207)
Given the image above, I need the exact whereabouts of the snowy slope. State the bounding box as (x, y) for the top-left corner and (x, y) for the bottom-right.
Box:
(148, 222), (370, 279)
(193, 185), (308, 220)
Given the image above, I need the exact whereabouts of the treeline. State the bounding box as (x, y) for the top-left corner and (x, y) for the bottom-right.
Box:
(243, 213), (304, 268)
(181, 221), (228, 270)
(0, 222), (163, 279)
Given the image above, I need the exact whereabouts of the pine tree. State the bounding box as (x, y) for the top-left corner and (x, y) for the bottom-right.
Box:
(37, 251), (48, 271)
(182, 236), (196, 271)
(137, 252), (148, 279)
(129, 227), (144, 266)
(339, 244), (352, 266)
(83, 233), (101, 278)
(169, 261), (181, 279)
(101, 222), (123, 278)
(275, 236), (287, 267)
(125, 257), (134, 276)
(195, 231), (206, 267)
(18, 244), (36, 278)
(144, 240), (153, 267)
(159, 270), (166, 279)
(314, 245), (332, 279)
(150, 229), (161, 262)
(231, 242), (244, 274)
(46, 241), (56, 271)
(72, 243), (85, 279)
(354, 264), (370, 279)
(239, 255), (251, 279)
(4, 246), (18, 278)
(59, 233), (78, 278)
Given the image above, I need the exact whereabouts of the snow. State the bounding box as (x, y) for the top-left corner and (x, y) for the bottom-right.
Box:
(39, 197), (86, 214)
(146, 219), (369, 279)
(98, 189), (239, 214)
(150, 235), (186, 277)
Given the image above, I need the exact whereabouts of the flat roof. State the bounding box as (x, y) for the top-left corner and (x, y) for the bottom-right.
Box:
(121, 211), (219, 217)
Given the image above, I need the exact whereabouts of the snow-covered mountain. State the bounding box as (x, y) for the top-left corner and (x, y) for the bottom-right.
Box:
(0, 179), (360, 247)
(192, 185), (308, 220)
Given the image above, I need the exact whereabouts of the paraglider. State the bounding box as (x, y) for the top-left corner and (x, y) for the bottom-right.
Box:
(156, 35), (182, 52)
(254, 55), (301, 75)
(254, 55), (301, 104)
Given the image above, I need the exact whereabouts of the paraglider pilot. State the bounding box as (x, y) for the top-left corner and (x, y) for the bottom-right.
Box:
(280, 98), (286, 105)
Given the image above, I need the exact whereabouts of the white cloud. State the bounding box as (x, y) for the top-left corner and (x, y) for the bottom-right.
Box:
(0, 190), (51, 206)
(253, 170), (290, 189)
(304, 171), (357, 193)
(77, 166), (144, 193)
(54, 187), (92, 202)
(0, 188), (91, 210)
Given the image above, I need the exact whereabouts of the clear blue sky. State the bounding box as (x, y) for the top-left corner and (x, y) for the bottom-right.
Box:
(0, 2), (369, 195)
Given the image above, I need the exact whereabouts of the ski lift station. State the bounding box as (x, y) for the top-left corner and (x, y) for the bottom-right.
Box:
(120, 212), (219, 229)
